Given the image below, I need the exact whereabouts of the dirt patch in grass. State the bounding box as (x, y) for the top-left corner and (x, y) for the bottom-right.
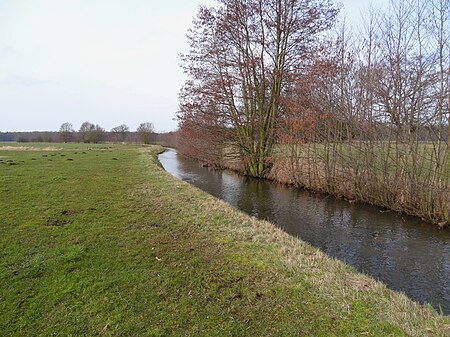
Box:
(44, 209), (81, 227)
(44, 218), (70, 227)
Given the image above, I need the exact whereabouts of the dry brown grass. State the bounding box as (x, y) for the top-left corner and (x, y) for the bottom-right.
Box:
(0, 145), (62, 151)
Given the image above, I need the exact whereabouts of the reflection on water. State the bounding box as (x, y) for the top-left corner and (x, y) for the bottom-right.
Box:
(159, 148), (450, 314)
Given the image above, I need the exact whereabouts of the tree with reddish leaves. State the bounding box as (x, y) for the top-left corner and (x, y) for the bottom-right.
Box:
(179, 0), (339, 177)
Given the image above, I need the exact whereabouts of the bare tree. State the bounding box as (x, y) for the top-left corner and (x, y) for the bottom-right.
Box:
(179, 0), (339, 177)
(59, 122), (74, 143)
(276, 0), (450, 225)
(111, 124), (129, 142)
(91, 125), (105, 144)
(79, 122), (105, 143)
(79, 121), (95, 143)
(137, 122), (155, 144)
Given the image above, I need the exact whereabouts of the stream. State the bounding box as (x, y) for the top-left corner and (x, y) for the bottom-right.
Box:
(159, 148), (450, 314)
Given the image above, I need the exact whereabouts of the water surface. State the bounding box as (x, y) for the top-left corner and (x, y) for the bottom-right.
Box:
(159, 148), (450, 314)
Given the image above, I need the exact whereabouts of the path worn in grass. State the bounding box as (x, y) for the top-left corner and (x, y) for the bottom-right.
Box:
(0, 143), (449, 336)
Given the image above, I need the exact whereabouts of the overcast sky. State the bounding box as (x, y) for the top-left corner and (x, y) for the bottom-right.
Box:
(0, 0), (388, 133)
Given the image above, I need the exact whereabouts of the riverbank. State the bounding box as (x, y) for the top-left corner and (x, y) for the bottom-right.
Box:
(160, 148), (450, 313)
(216, 143), (450, 227)
(1, 143), (449, 335)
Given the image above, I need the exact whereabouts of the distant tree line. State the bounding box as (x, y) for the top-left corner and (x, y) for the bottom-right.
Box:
(0, 121), (178, 146)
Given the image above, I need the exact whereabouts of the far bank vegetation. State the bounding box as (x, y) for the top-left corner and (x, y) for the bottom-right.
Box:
(177, 0), (450, 226)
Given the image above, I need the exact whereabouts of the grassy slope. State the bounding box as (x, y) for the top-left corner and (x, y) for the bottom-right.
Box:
(0, 143), (449, 336)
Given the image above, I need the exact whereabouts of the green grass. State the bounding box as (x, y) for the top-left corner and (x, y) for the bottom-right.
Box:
(1, 142), (449, 336)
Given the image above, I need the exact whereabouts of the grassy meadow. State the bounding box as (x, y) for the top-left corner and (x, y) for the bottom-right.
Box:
(1, 142), (449, 336)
